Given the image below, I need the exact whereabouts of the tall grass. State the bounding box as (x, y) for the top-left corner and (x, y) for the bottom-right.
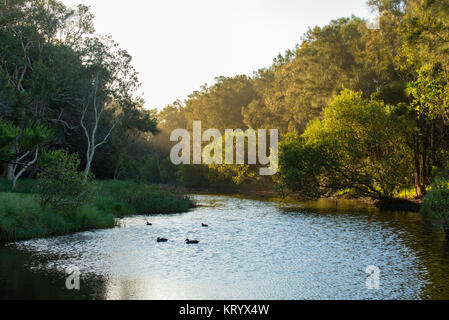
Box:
(0, 178), (35, 194)
(0, 193), (115, 242)
(94, 180), (195, 216)
(0, 179), (195, 242)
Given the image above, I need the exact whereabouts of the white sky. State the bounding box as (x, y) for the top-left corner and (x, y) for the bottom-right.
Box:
(61, 0), (376, 110)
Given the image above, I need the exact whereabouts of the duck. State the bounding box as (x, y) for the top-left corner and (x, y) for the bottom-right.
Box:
(186, 239), (200, 244)
(157, 237), (168, 243)
(146, 221), (153, 226)
(201, 223), (209, 227)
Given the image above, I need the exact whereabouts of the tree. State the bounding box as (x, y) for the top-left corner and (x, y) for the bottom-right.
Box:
(0, 119), (52, 189)
(0, 0), (155, 184)
(184, 75), (256, 131)
(0, 0), (94, 183)
(278, 90), (413, 200)
(35, 149), (92, 211)
(110, 99), (158, 180)
(387, 0), (449, 195)
(78, 35), (141, 179)
(244, 16), (403, 135)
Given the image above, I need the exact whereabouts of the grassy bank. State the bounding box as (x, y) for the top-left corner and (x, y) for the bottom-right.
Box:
(0, 180), (195, 242)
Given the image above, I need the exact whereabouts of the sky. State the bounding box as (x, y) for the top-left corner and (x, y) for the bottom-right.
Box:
(61, 0), (376, 110)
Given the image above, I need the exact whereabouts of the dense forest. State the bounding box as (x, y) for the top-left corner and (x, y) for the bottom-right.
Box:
(152, 0), (449, 202)
(1, 0), (449, 237)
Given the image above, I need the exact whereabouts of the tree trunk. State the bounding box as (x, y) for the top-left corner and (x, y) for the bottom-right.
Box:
(11, 148), (39, 190)
(413, 132), (428, 198)
(84, 152), (94, 180)
(6, 164), (14, 181)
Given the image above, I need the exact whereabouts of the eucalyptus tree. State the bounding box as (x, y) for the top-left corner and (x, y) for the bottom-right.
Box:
(184, 75), (256, 131)
(77, 35), (141, 179)
(243, 16), (402, 135)
(0, 0), (151, 183)
(0, 0), (70, 183)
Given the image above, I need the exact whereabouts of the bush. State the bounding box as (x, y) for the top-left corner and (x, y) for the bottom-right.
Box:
(421, 172), (449, 239)
(35, 150), (92, 212)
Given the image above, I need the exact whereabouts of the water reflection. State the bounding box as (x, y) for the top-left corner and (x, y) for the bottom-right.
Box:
(1, 195), (449, 300)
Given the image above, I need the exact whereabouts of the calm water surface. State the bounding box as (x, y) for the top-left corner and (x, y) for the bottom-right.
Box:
(1, 194), (449, 300)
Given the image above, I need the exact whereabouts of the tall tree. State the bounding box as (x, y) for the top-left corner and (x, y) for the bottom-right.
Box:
(78, 35), (141, 179)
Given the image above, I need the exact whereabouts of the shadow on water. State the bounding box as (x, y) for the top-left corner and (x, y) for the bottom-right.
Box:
(0, 244), (108, 300)
(1, 195), (449, 300)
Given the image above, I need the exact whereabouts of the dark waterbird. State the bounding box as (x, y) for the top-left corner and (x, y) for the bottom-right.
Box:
(157, 237), (168, 243)
(202, 223), (209, 227)
(186, 239), (200, 244)
(146, 221), (152, 226)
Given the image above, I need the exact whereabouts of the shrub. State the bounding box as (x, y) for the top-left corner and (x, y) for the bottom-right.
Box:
(421, 172), (449, 239)
(35, 150), (93, 212)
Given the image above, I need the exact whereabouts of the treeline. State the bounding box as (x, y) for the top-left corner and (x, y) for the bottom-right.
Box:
(0, 0), (196, 241)
(2, 0), (449, 226)
(0, 0), (158, 187)
(151, 0), (449, 210)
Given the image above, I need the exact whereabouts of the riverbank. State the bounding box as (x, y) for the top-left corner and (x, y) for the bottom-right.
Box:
(187, 186), (423, 212)
(0, 180), (195, 242)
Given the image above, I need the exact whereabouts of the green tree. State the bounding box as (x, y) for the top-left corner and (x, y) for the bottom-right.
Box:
(279, 90), (413, 200)
(35, 149), (92, 211)
(244, 16), (404, 134)
(184, 75), (256, 131)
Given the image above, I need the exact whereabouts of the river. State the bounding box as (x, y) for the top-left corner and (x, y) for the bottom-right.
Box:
(1, 194), (449, 300)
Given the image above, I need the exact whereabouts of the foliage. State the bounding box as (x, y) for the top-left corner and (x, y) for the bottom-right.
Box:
(35, 149), (92, 211)
(3, 0), (449, 220)
(421, 169), (449, 238)
(0, 192), (115, 242)
(279, 90), (413, 200)
(0, 0), (157, 186)
(0, 179), (195, 242)
(243, 16), (404, 135)
(184, 75), (256, 131)
(176, 165), (211, 188)
(421, 173), (449, 219)
(0, 120), (19, 162)
(92, 180), (195, 215)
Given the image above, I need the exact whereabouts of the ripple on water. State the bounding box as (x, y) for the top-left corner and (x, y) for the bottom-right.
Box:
(8, 195), (438, 299)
